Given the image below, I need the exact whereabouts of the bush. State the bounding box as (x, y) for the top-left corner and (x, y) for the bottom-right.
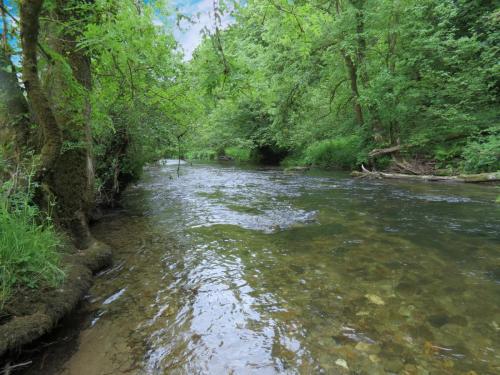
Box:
(281, 153), (306, 168)
(0, 168), (64, 307)
(303, 136), (364, 170)
(225, 147), (252, 161)
(461, 135), (500, 173)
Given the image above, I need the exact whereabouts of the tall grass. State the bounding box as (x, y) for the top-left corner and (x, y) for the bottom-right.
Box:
(0, 162), (64, 307)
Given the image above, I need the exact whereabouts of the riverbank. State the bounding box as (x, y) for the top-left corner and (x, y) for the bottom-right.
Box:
(188, 155), (500, 186)
(0, 240), (111, 358)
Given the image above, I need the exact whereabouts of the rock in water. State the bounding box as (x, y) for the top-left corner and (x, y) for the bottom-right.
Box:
(365, 294), (385, 305)
(335, 359), (349, 369)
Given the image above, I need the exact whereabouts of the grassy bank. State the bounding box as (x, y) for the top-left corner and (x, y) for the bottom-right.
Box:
(0, 166), (64, 308)
(0, 197), (64, 307)
(0, 165), (112, 355)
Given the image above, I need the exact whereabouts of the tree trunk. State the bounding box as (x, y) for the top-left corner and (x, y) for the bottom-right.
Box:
(342, 52), (364, 126)
(20, 0), (62, 179)
(351, 0), (368, 85)
(1, 0), (8, 52)
(20, 0), (96, 249)
(336, 1), (364, 126)
(349, 0), (387, 141)
(1, 0), (31, 161)
(0, 49), (30, 172)
(43, 0), (95, 249)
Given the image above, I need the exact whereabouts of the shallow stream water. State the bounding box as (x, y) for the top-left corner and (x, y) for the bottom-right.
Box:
(23, 161), (500, 374)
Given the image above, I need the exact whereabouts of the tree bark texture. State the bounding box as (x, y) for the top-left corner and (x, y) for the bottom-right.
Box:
(20, 0), (62, 178)
(43, 0), (95, 248)
(0, 48), (30, 170)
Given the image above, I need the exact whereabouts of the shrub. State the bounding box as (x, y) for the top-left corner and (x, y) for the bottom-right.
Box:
(281, 153), (306, 168)
(303, 136), (363, 170)
(225, 147), (252, 161)
(461, 135), (500, 173)
(185, 149), (217, 160)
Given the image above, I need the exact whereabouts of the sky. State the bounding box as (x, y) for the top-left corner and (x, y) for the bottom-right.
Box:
(171, 0), (233, 59)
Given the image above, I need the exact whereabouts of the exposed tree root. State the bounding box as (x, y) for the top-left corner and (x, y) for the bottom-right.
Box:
(0, 241), (112, 357)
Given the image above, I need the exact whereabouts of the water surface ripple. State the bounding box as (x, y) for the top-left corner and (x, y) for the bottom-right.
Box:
(27, 161), (500, 374)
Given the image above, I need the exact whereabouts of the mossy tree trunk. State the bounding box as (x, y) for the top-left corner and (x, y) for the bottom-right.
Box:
(0, 0), (30, 163)
(0, 48), (31, 175)
(20, 0), (95, 249)
(20, 0), (62, 179)
(341, 51), (364, 126)
(42, 0), (96, 248)
(334, 1), (364, 127)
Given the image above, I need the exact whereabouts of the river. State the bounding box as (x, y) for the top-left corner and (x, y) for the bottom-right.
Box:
(23, 161), (499, 374)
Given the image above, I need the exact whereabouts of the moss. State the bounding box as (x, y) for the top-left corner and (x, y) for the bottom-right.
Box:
(0, 241), (111, 356)
(48, 148), (94, 248)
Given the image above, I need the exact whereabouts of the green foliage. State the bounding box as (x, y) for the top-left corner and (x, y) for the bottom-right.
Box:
(461, 134), (500, 173)
(281, 153), (309, 168)
(0, 162), (64, 307)
(433, 143), (464, 170)
(182, 0), (499, 173)
(185, 147), (252, 162)
(186, 149), (217, 161)
(225, 147), (252, 162)
(303, 136), (364, 170)
(80, 0), (195, 202)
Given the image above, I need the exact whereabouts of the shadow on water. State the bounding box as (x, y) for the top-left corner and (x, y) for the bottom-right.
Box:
(14, 160), (500, 374)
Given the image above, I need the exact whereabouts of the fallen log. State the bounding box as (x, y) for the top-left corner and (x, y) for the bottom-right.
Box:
(352, 169), (500, 183)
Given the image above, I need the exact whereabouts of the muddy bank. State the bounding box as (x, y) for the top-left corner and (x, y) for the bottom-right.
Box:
(0, 240), (112, 357)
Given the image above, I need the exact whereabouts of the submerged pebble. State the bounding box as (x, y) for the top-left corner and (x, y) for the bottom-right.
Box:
(365, 294), (385, 305)
(335, 358), (349, 369)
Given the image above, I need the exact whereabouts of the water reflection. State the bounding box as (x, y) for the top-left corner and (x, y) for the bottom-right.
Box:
(23, 161), (500, 374)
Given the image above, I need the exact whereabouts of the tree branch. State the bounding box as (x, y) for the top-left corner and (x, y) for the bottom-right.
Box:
(368, 145), (401, 158)
(1, 1), (52, 62)
(270, 1), (304, 34)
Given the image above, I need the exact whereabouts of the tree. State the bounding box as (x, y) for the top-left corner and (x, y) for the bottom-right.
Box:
(19, 0), (95, 248)
(182, 0), (499, 172)
(0, 0), (30, 173)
